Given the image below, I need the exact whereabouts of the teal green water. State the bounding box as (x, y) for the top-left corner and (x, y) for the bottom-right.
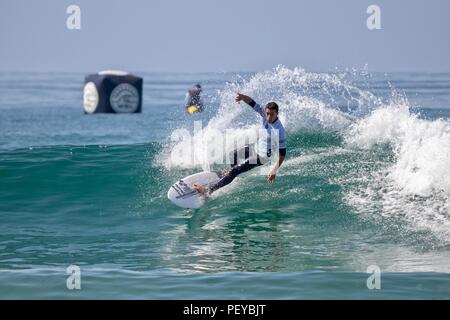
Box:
(1, 69), (450, 299)
(1, 269), (449, 299)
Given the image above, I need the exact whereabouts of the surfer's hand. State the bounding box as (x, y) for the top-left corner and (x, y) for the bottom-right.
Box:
(236, 93), (255, 106)
(267, 172), (276, 184)
(235, 93), (251, 104)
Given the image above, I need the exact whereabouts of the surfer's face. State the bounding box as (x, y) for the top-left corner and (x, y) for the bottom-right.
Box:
(265, 108), (278, 123)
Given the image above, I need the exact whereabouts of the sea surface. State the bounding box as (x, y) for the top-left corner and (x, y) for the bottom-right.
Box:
(1, 67), (449, 299)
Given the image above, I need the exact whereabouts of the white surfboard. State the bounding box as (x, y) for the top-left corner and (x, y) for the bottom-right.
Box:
(167, 171), (222, 209)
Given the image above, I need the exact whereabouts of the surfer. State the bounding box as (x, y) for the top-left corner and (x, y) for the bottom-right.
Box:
(192, 93), (287, 195)
(185, 83), (204, 113)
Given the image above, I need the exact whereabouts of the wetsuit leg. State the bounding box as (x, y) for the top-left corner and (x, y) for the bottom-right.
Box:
(210, 156), (262, 193)
(231, 145), (250, 168)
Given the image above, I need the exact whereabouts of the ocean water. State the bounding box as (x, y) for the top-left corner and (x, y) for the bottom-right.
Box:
(0, 67), (449, 299)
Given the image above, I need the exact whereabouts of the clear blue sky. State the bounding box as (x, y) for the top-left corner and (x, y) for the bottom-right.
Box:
(1, 0), (449, 72)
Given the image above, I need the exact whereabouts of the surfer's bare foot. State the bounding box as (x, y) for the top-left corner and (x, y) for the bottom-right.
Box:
(192, 183), (208, 194)
(222, 170), (230, 176)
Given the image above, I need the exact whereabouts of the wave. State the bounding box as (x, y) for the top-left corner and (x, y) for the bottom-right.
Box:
(344, 99), (450, 244)
(160, 66), (368, 169)
(160, 66), (450, 245)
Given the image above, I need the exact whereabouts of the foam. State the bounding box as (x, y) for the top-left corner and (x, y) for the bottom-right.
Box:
(345, 97), (450, 243)
(162, 66), (359, 169)
(346, 98), (450, 197)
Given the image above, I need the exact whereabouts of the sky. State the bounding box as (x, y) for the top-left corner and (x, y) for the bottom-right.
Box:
(1, 0), (450, 73)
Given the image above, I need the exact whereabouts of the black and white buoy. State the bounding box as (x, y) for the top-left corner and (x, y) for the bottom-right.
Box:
(83, 70), (143, 114)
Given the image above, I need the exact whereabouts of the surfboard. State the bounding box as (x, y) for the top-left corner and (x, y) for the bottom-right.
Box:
(187, 105), (200, 114)
(167, 171), (222, 209)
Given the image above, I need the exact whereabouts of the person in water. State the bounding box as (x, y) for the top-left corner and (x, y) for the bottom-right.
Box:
(185, 83), (204, 112)
(192, 93), (287, 195)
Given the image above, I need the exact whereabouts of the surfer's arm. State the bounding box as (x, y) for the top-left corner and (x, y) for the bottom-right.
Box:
(235, 93), (255, 105)
(184, 93), (191, 108)
(268, 127), (287, 184)
(267, 151), (286, 184)
(235, 93), (265, 118)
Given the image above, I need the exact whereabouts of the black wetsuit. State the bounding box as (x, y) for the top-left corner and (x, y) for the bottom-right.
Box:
(185, 94), (203, 112)
(209, 145), (264, 193)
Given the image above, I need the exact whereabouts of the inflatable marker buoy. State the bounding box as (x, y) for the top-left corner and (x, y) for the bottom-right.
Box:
(83, 70), (143, 114)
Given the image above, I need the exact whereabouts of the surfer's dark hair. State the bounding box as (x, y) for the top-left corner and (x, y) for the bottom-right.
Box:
(265, 102), (279, 113)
